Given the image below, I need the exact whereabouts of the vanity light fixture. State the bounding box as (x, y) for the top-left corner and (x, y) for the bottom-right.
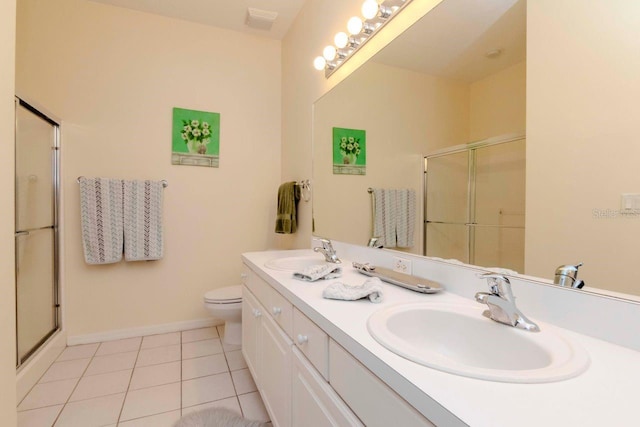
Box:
(314, 0), (413, 78)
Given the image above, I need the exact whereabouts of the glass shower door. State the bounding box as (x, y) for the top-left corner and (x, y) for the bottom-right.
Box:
(424, 150), (469, 261)
(15, 100), (60, 366)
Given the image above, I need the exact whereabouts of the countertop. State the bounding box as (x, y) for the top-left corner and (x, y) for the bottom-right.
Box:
(242, 249), (640, 427)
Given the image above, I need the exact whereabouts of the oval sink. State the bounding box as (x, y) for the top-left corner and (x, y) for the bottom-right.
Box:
(368, 302), (589, 383)
(264, 255), (328, 271)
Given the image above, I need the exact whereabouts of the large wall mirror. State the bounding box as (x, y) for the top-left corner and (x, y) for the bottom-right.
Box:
(312, 0), (640, 300)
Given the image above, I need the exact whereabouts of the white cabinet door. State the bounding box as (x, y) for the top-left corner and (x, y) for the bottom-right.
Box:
(292, 347), (363, 427)
(242, 287), (262, 381)
(260, 312), (293, 427)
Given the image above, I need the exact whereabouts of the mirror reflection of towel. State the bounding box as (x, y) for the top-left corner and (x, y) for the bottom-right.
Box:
(275, 182), (300, 234)
(372, 188), (415, 248)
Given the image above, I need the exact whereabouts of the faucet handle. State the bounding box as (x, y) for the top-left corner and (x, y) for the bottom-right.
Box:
(477, 272), (514, 300)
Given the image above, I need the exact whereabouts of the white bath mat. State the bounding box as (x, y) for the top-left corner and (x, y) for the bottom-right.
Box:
(174, 408), (267, 427)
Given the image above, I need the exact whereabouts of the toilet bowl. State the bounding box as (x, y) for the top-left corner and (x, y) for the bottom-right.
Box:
(203, 285), (243, 346)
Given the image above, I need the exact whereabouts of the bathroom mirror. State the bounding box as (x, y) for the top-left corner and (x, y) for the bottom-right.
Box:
(312, 0), (640, 299)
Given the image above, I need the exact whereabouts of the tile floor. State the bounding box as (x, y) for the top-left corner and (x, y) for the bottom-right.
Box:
(17, 326), (271, 427)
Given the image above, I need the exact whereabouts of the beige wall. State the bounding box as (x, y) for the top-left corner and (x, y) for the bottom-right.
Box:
(313, 61), (470, 253)
(0, 0), (17, 422)
(526, 0), (640, 293)
(469, 61), (526, 141)
(16, 0), (282, 337)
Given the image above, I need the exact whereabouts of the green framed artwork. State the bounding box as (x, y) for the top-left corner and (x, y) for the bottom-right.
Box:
(333, 127), (366, 175)
(171, 107), (220, 167)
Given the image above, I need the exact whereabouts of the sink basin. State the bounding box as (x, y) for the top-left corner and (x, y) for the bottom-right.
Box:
(264, 255), (329, 271)
(367, 302), (589, 383)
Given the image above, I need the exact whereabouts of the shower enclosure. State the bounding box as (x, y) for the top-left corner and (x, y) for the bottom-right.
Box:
(423, 135), (525, 272)
(14, 97), (61, 368)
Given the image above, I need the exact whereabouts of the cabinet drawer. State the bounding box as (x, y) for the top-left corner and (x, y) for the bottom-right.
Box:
(329, 340), (435, 427)
(292, 347), (363, 427)
(293, 308), (329, 380)
(267, 285), (293, 338)
(242, 266), (271, 309)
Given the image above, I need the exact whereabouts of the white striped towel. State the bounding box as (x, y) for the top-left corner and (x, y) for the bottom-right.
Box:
(79, 177), (124, 264)
(373, 188), (397, 248)
(396, 189), (416, 248)
(123, 180), (164, 261)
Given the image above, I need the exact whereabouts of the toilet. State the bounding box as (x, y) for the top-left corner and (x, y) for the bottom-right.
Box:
(203, 285), (243, 346)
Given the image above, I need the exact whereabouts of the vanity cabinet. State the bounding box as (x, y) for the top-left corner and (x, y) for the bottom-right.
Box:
(242, 264), (436, 427)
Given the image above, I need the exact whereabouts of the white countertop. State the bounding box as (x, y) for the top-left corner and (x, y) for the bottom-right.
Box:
(242, 249), (640, 427)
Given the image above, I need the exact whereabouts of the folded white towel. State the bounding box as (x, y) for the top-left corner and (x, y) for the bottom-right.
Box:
(322, 277), (383, 303)
(293, 264), (342, 282)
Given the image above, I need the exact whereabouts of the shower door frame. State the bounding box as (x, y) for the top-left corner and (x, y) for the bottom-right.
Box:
(14, 96), (62, 368)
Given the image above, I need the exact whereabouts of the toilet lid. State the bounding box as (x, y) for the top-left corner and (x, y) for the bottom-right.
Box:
(204, 285), (242, 303)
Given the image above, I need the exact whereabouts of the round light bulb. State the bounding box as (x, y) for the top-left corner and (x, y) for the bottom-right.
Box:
(347, 16), (363, 35)
(334, 32), (348, 49)
(362, 0), (379, 20)
(313, 56), (326, 71)
(323, 45), (337, 61)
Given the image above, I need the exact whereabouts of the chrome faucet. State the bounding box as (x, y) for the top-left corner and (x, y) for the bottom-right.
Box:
(313, 238), (341, 264)
(367, 237), (383, 248)
(554, 263), (585, 289)
(475, 272), (540, 332)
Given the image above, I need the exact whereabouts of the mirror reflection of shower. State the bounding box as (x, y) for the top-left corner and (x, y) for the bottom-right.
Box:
(424, 135), (525, 272)
(15, 97), (61, 368)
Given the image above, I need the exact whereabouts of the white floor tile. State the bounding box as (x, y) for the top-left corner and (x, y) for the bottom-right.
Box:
(225, 350), (248, 371)
(17, 405), (63, 427)
(130, 361), (180, 391)
(182, 354), (228, 381)
(231, 369), (257, 395)
(96, 337), (141, 356)
(18, 378), (78, 411)
(117, 410), (181, 427)
(54, 393), (125, 427)
(182, 327), (218, 343)
(69, 369), (132, 402)
(221, 340), (242, 353)
(136, 344), (181, 367)
(181, 372), (235, 408)
(56, 343), (99, 362)
(141, 332), (180, 349)
(181, 396), (241, 416)
(39, 358), (90, 383)
(238, 391), (270, 422)
(84, 351), (137, 376)
(182, 338), (223, 360)
(120, 382), (181, 421)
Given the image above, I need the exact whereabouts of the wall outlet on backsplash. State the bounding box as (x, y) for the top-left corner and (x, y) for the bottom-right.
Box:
(393, 257), (412, 275)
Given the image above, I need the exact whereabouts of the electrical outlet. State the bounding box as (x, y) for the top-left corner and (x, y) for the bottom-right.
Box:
(393, 257), (412, 275)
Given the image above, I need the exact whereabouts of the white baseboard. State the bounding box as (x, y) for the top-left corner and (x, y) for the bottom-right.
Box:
(67, 318), (223, 346)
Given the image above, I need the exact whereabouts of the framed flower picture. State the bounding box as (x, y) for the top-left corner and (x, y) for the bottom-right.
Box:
(171, 107), (220, 167)
(332, 127), (366, 175)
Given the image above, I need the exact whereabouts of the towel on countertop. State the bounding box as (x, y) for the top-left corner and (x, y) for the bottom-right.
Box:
(293, 264), (342, 282)
(123, 180), (164, 261)
(275, 182), (301, 234)
(322, 277), (384, 303)
(79, 177), (124, 264)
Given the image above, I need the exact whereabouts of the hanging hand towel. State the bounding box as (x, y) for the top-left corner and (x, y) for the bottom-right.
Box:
(373, 188), (397, 247)
(123, 180), (164, 261)
(322, 277), (383, 303)
(275, 181), (300, 234)
(396, 189), (416, 248)
(79, 177), (124, 264)
(293, 264), (342, 282)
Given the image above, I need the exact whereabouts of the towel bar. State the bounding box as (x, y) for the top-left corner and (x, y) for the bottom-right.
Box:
(77, 177), (168, 188)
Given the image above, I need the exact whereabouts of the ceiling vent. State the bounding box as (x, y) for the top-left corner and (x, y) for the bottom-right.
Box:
(245, 7), (278, 31)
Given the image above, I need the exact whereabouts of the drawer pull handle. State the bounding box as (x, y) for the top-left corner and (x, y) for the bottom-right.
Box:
(297, 334), (308, 345)
(253, 309), (262, 318)
(240, 273), (248, 278)
(272, 307), (282, 316)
